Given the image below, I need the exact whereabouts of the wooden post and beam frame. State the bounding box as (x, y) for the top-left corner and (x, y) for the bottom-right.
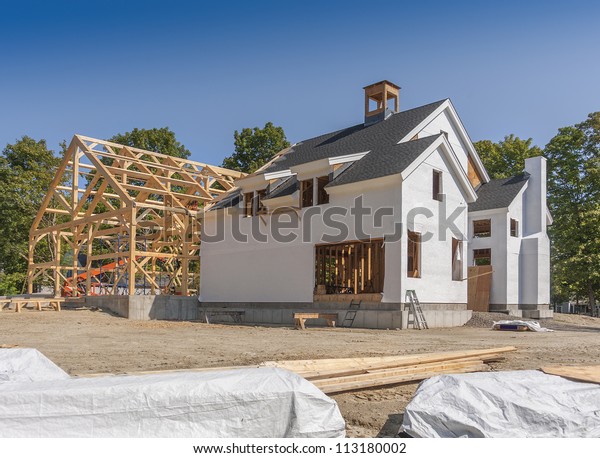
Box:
(27, 135), (245, 297)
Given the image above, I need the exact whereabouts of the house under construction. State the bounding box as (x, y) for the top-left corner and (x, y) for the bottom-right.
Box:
(27, 135), (244, 317)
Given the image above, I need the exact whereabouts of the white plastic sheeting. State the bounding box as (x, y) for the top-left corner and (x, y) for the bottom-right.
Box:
(0, 367), (345, 438)
(0, 348), (69, 383)
(492, 320), (553, 332)
(402, 370), (600, 437)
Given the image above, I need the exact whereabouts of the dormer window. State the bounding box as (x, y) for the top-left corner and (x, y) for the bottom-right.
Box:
(317, 176), (330, 205)
(244, 192), (253, 217)
(301, 179), (314, 208)
(256, 189), (267, 215)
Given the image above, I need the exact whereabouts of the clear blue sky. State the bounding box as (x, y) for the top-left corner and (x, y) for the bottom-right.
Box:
(1, 0), (599, 165)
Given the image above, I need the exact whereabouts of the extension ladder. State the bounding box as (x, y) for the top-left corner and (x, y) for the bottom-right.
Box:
(341, 300), (361, 328)
(405, 290), (429, 330)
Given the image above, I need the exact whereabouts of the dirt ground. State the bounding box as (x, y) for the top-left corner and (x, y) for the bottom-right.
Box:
(1, 308), (599, 437)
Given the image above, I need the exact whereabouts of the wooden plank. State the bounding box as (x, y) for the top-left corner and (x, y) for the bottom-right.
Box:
(263, 347), (517, 372)
(541, 365), (600, 385)
(315, 363), (488, 394)
(310, 360), (487, 386)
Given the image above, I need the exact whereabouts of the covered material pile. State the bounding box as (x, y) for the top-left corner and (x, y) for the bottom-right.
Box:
(402, 369), (600, 437)
(263, 347), (516, 394)
(0, 348), (69, 383)
(0, 349), (344, 438)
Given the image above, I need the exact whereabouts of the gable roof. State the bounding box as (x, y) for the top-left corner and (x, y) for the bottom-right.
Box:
(327, 135), (441, 188)
(468, 173), (530, 212)
(264, 99), (447, 173)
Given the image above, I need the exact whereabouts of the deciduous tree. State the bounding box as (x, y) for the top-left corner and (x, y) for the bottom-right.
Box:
(222, 122), (290, 173)
(474, 135), (542, 179)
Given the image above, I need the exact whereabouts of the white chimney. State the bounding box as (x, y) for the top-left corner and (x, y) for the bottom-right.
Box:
(523, 156), (547, 236)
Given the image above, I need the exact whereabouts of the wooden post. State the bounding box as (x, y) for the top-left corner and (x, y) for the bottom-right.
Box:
(181, 216), (189, 296)
(128, 207), (136, 296)
(85, 226), (93, 295)
(54, 235), (61, 297)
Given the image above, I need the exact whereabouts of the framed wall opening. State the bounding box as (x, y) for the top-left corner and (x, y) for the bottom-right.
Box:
(473, 248), (491, 266)
(315, 239), (384, 295)
(473, 219), (491, 238)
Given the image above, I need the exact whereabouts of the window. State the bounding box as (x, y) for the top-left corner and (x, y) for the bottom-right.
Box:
(473, 219), (491, 237)
(433, 170), (443, 201)
(317, 176), (330, 205)
(244, 192), (253, 217)
(407, 231), (421, 278)
(301, 179), (313, 208)
(510, 218), (519, 237)
(473, 248), (491, 266)
(256, 189), (267, 215)
(452, 238), (462, 281)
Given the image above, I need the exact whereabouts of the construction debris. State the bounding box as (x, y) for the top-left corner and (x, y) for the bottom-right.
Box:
(263, 346), (516, 394)
(492, 320), (553, 332)
(402, 369), (600, 438)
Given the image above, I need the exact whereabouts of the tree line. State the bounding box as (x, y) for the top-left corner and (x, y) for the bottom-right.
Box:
(1, 113), (599, 313)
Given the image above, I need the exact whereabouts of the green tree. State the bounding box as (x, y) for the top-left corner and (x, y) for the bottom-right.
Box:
(109, 127), (190, 159)
(0, 136), (61, 294)
(222, 122), (290, 173)
(545, 112), (600, 313)
(474, 135), (542, 179)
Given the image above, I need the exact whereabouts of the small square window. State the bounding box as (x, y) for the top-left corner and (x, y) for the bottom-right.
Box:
(473, 248), (491, 266)
(473, 219), (491, 237)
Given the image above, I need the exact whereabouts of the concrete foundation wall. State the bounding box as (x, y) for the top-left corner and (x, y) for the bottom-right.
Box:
(86, 295), (199, 321)
(199, 301), (471, 329)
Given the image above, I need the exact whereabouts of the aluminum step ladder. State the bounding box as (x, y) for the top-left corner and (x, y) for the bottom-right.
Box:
(341, 300), (361, 328)
(405, 290), (429, 330)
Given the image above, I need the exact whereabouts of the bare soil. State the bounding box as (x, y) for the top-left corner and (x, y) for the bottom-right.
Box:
(1, 309), (599, 437)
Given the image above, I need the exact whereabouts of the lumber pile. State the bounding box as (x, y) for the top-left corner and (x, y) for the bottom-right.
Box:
(263, 346), (516, 394)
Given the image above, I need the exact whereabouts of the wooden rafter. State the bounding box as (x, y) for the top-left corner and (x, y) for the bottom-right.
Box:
(28, 134), (245, 297)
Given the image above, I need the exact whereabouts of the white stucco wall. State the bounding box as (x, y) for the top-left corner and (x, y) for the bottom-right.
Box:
(399, 147), (469, 304)
(418, 109), (470, 173)
(468, 209), (508, 304)
(200, 144), (471, 305)
(467, 156), (551, 307)
(200, 175), (403, 303)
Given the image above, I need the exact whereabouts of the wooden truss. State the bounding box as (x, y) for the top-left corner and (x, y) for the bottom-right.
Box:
(27, 135), (244, 297)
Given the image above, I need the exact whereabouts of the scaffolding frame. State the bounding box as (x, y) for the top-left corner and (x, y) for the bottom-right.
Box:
(27, 135), (244, 297)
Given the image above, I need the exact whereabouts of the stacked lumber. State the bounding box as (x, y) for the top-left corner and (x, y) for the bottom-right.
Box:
(263, 346), (516, 394)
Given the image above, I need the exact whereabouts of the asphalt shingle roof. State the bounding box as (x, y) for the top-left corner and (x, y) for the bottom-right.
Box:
(327, 135), (441, 188)
(468, 173), (530, 212)
(264, 99), (446, 173)
(265, 175), (298, 199)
